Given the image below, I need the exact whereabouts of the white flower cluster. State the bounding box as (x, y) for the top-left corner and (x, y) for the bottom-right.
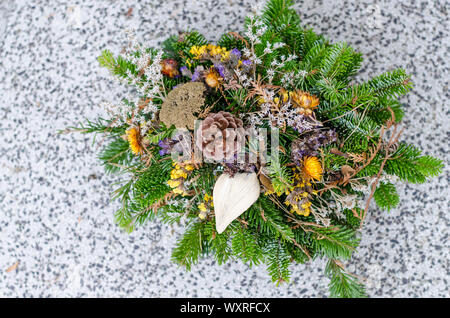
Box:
(350, 172), (400, 194)
(244, 88), (314, 133)
(234, 68), (252, 88)
(101, 100), (128, 126)
(244, 18), (267, 46)
(336, 194), (360, 212)
(263, 41), (285, 55)
(242, 15), (268, 67)
(266, 54), (298, 84)
(246, 2), (266, 20)
(102, 29), (167, 130)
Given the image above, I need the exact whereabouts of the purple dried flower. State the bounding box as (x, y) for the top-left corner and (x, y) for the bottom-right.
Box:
(291, 129), (338, 164)
(242, 59), (252, 66)
(158, 138), (171, 156)
(231, 48), (241, 59)
(215, 64), (226, 77)
(180, 66), (192, 78)
(191, 68), (202, 82)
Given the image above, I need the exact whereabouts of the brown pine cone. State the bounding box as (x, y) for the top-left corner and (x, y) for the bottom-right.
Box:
(195, 111), (245, 161)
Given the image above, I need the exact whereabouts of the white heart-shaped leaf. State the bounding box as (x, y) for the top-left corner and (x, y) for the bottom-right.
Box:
(213, 172), (260, 234)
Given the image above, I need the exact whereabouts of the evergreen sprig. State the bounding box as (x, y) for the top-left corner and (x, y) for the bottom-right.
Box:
(325, 259), (367, 298)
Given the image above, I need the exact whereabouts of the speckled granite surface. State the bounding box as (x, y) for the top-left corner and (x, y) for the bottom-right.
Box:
(0, 0), (448, 298)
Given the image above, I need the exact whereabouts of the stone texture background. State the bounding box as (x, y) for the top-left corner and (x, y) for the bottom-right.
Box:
(0, 0), (448, 297)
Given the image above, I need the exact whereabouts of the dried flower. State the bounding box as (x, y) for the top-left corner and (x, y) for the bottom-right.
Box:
(290, 90), (319, 115)
(204, 68), (222, 89)
(168, 161), (196, 196)
(179, 66), (192, 78)
(302, 156), (323, 181)
(291, 129), (337, 164)
(126, 127), (143, 155)
(159, 82), (206, 130)
(189, 44), (230, 61)
(161, 58), (180, 78)
(231, 48), (241, 59)
(158, 138), (171, 156)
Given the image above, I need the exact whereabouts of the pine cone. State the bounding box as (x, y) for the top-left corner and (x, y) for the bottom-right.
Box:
(195, 111), (245, 161)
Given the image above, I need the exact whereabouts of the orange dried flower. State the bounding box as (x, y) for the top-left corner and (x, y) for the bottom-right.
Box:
(290, 90), (319, 115)
(204, 68), (222, 89)
(161, 58), (180, 78)
(302, 156), (323, 181)
(126, 127), (143, 155)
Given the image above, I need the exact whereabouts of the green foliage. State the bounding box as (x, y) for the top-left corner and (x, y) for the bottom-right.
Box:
(319, 42), (362, 83)
(172, 221), (207, 271)
(267, 158), (293, 195)
(113, 162), (171, 232)
(318, 100), (379, 150)
(98, 49), (137, 79)
(144, 127), (175, 145)
(374, 182), (400, 211)
(246, 196), (294, 242)
(366, 98), (404, 124)
(172, 30), (208, 60)
(313, 225), (360, 260)
(265, 240), (291, 285)
(62, 117), (126, 141)
(262, 0), (300, 29)
(217, 33), (246, 51)
(343, 208), (362, 229)
(159, 204), (186, 225)
(231, 224), (264, 267)
(385, 143), (444, 183)
(203, 222), (233, 265)
(99, 137), (133, 174)
(325, 259), (367, 298)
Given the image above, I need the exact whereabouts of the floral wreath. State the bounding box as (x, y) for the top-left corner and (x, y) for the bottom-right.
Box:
(70, 0), (442, 297)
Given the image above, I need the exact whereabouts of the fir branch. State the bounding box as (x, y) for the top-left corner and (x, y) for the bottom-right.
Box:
(113, 162), (171, 232)
(311, 225), (360, 260)
(374, 182), (400, 211)
(385, 143), (444, 183)
(61, 117), (126, 138)
(339, 68), (413, 106)
(203, 222), (233, 266)
(231, 224), (264, 267)
(99, 137), (132, 174)
(246, 196), (295, 242)
(98, 49), (137, 79)
(172, 221), (207, 271)
(325, 259), (367, 298)
(265, 240), (291, 285)
(267, 158), (293, 195)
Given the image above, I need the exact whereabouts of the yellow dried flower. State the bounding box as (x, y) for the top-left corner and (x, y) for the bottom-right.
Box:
(301, 202), (312, 209)
(290, 90), (319, 115)
(171, 169), (187, 179)
(198, 203), (207, 212)
(190, 45), (207, 59)
(173, 187), (185, 195)
(126, 127), (143, 155)
(205, 68), (222, 88)
(302, 156), (323, 181)
(221, 50), (231, 61)
(297, 207), (311, 217)
(167, 179), (181, 188)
